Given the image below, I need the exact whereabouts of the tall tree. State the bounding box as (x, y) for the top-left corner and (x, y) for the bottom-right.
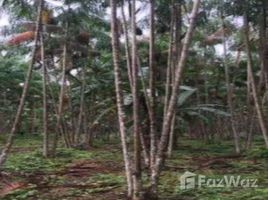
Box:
(75, 65), (86, 144)
(51, 40), (68, 156)
(221, 13), (240, 154)
(0, 0), (44, 167)
(110, 0), (134, 198)
(168, 0), (183, 157)
(40, 25), (49, 157)
(150, 0), (201, 196)
(149, 0), (157, 170)
(243, 8), (268, 148)
(131, 0), (142, 199)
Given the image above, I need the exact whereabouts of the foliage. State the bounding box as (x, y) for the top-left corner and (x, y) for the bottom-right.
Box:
(4, 148), (93, 173)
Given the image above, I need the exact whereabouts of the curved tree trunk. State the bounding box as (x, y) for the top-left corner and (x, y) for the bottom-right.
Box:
(0, 0), (44, 167)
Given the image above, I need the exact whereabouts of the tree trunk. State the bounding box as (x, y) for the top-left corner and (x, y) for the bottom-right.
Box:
(163, 1), (176, 117)
(51, 40), (68, 156)
(121, 2), (133, 87)
(167, 114), (176, 157)
(150, 0), (201, 196)
(244, 11), (268, 148)
(40, 27), (49, 158)
(148, 0), (157, 171)
(259, 0), (268, 89)
(75, 65), (86, 144)
(131, 0), (142, 199)
(0, 0), (44, 167)
(110, 0), (133, 197)
(29, 102), (35, 134)
(246, 112), (255, 149)
(167, 1), (182, 158)
(68, 85), (76, 144)
(222, 15), (240, 154)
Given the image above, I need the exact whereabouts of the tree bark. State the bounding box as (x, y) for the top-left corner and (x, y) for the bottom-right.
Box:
(131, 0), (142, 199)
(167, 1), (182, 158)
(221, 15), (240, 154)
(40, 26), (49, 158)
(150, 0), (201, 196)
(75, 65), (86, 144)
(0, 0), (44, 167)
(110, 0), (133, 197)
(68, 85), (76, 144)
(167, 114), (176, 157)
(51, 39), (68, 156)
(121, 2), (133, 87)
(259, 0), (268, 89)
(163, 1), (176, 118)
(244, 11), (268, 148)
(149, 0), (157, 170)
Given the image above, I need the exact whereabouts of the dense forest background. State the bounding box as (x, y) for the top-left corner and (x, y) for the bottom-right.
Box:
(0, 0), (268, 199)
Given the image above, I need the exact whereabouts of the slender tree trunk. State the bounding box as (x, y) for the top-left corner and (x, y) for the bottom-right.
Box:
(163, 1), (176, 165)
(164, 2), (181, 158)
(244, 11), (268, 147)
(122, 1), (150, 168)
(150, 0), (201, 197)
(131, 1), (142, 199)
(83, 108), (90, 145)
(167, 1), (182, 157)
(259, 0), (268, 89)
(221, 15), (240, 154)
(29, 102), (35, 134)
(47, 73), (66, 145)
(0, 0), (44, 167)
(51, 40), (68, 156)
(68, 86), (76, 144)
(167, 114), (176, 157)
(61, 120), (71, 148)
(163, 1), (176, 117)
(121, 2), (133, 87)
(137, 57), (151, 164)
(149, 0), (157, 170)
(110, 0), (133, 197)
(40, 28), (49, 157)
(139, 127), (150, 167)
(75, 65), (86, 144)
(246, 112), (255, 149)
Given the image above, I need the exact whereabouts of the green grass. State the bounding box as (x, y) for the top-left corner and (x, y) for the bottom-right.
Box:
(158, 137), (268, 200)
(1, 135), (268, 200)
(4, 148), (94, 173)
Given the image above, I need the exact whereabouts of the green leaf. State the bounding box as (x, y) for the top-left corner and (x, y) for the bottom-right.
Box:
(178, 88), (197, 106)
(196, 107), (231, 117)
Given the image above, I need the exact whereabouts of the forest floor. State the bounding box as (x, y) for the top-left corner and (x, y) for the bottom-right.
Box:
(0, 135), (268, 200)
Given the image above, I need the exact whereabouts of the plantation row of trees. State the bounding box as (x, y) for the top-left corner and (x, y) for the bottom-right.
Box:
(0, 0), (268, 199)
